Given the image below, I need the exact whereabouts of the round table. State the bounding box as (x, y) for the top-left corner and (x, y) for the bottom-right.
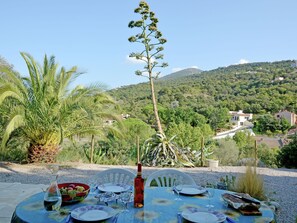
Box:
(11, 187), (275, 223)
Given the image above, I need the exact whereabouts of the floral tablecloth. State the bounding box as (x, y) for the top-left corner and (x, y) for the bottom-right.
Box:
(11, 187), (275, 223)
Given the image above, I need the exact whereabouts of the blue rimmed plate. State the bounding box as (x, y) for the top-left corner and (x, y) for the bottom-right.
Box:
(71, 205), (115, 222)
(97, 183), (131, 193)
(183, 207), (226, 222)
(176, 185), (207, 195)
(182, 210), (218, 223)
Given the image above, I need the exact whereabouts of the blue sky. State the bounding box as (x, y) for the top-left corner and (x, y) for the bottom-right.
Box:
(1, 0), (297, 89)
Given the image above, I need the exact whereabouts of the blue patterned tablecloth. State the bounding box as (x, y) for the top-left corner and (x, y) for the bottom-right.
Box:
(11, 187), (275, 223)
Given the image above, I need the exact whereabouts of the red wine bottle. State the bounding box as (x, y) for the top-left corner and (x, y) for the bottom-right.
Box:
(134, 162), (144, 208)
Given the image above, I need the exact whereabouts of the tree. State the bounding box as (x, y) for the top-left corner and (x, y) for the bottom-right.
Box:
(209, 107), (230, 131)
(0, 52), (115, 163)
(215, 138), (239, 165)
(128, 1), (168, 134)
(233, 130), (255, 158)
(277, 134), (297, 168)
(253, 114), (291, 134)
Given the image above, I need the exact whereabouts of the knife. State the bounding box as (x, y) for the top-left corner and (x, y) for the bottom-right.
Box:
(177, 212), (182, 223)
(226, 216), (237, 223)
(65, 213), (71, 223)
(231, 193), (260, 205)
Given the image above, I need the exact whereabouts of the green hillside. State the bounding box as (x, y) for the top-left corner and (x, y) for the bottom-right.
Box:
(110, 60), (297, 120)
(158, 67), (202, 81)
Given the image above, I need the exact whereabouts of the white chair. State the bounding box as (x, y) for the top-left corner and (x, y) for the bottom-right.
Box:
(95, 168), (135, 185)
(145, 169), (196, 187)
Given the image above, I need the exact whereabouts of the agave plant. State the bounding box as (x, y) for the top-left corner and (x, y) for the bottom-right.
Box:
(142, 132), (196, 167)
(0, 52), (116, 163)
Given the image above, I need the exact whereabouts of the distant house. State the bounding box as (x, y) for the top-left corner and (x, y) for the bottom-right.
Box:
(274, 77), (284, 81)
(229, 110), (253, 127)
(121, 114), (130, 119)
(275, 110), (297, 126)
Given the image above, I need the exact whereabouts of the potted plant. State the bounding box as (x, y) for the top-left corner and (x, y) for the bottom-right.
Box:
(206, 154), (219, 168)
(217, 175), (236, 190)
(207, 159), (219, 168)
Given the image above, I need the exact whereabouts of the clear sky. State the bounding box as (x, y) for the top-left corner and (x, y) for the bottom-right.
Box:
(1, 0), (297, 89)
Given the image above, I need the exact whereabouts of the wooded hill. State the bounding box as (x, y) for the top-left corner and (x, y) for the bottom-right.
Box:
(110, 60), (297, 121)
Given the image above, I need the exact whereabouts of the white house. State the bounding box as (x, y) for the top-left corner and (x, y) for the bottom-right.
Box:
(229, 110), (253, 127)
(275, 110), (297, 126)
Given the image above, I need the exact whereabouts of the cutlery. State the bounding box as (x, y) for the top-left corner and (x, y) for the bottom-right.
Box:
(177, 212), (182, 223)
(112, 213), (120, 223)
(65, 213), (71, 223)
(226, 216), (236, 223)
(229, 193), (260, 205)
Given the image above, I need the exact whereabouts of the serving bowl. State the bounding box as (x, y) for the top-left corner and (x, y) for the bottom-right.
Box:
(58, 182), (90, 204)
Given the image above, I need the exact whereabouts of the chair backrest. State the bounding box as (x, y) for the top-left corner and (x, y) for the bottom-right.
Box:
(95, 168), (135, 185)
(145, 169), (196, 187)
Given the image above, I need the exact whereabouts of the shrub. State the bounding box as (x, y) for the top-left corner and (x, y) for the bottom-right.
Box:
(214, 139), (239, 165)
(234, 166), (265, 200)
(257, 144), (279, 168)
(0, 135), (28, 163)
(277, 134), (297, 168)
(56, 146), (88, 163)
(0, 148), (27, 163)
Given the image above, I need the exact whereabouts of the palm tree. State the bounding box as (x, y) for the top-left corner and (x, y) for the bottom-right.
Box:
(0, 52), (116, 163)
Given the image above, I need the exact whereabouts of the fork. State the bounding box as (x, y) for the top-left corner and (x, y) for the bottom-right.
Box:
(112, 212), (120, 223)
(177, 212), (182, 223)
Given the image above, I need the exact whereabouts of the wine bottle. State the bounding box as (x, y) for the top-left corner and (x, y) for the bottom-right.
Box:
(134, 162), (144, 208)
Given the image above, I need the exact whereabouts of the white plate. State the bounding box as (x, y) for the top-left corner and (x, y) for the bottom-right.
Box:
(182, 208), (226, 223)
(97, 183), (130, 193)
(176, 185), (207, 195)
(71, 205), (115, 222)
(182, 211), (218, 223)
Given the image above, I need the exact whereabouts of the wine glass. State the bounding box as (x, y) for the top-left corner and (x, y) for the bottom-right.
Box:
(173, 179), (183, 201)
(206, 184), (216, 211)
(88, 179), (98, 195)
(119, 191), (132, 212)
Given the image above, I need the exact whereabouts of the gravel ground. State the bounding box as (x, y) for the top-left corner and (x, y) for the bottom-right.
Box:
(1, 162), (296, 223)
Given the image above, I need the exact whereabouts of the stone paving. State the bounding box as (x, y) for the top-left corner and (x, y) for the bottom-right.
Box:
(0, 182), (47, 223)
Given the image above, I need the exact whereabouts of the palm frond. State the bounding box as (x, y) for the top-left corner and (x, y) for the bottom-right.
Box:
(1, 114), (24, 149)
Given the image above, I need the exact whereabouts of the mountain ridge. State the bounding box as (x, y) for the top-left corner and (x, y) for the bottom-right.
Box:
(109, 59), (297, 121)
(158, 67), (202, 81)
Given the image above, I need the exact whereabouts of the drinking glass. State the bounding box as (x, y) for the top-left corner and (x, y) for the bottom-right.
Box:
(119, 191), (133, 212)
(101, 192), (116, 206)
(173, 179), (183, 201)
(206, 185), (216, 211)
